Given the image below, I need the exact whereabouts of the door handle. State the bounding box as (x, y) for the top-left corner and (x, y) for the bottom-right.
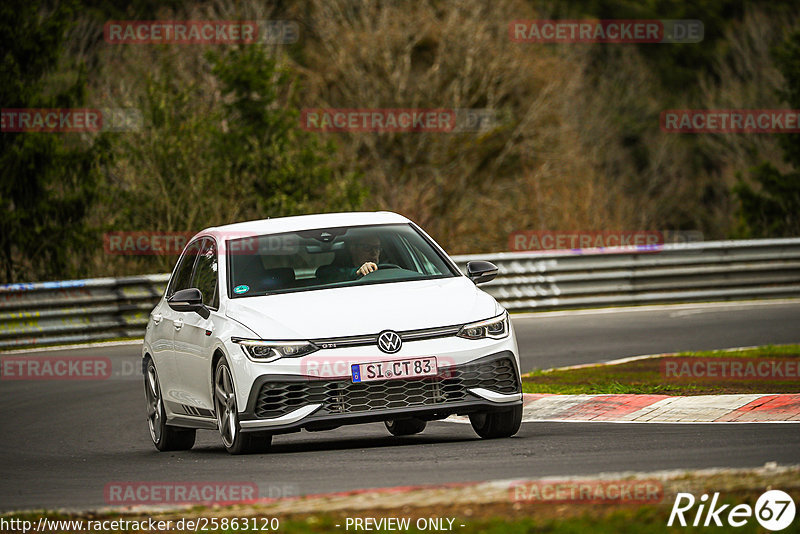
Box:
(152, 314), (162, 325)
(173, 318), (183, 331)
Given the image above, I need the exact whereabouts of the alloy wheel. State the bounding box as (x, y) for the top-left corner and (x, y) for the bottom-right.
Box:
(214, 364), (238, 448)
(145, 362), (162, 443)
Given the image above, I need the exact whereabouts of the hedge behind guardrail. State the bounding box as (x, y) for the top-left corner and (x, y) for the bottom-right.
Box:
(2, 239), (799, 349)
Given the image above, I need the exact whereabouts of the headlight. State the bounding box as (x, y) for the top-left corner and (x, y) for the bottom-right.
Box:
(231, 338), (319, 362)
(457, 312), (509, 340)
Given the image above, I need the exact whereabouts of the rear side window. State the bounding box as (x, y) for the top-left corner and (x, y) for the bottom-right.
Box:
(192, 238), (219, 309)
(167, 240), (202, 297)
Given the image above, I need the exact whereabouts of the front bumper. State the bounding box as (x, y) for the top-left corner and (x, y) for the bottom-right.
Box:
(238, 351), (521, 434)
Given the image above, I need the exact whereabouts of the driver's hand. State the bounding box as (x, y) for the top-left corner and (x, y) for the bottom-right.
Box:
(356, 262), (378, 276)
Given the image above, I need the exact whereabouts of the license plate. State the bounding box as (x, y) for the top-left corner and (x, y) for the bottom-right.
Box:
(351, 357), (438, 383)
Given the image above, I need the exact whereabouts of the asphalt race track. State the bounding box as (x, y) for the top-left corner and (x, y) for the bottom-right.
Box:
(2, 300), (799, 511)
(514, 299), (800, 370)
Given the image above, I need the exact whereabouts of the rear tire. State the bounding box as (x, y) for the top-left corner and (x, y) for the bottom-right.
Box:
(385, 418), (427, 436)
(469, 405), (522, 439)
(214, 358), (272, 454)
(144, 357), (196, 451)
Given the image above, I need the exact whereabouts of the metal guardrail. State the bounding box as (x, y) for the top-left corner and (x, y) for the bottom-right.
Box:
(2, 238), (800, 349)
(454, 238), (800, 311)
(0, 275), (169, 349)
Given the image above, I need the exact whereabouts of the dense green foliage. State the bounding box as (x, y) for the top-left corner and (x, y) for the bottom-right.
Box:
(103, 46), (362, 273)
(553, 0), (749, 91)
(0, 0), (108, 282)
(1, 0), (798, 282)
(734, 30), (800, 237)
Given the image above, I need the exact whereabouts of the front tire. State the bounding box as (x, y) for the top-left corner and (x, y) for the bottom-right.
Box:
(385, 418), (427, 436)
(214, 358), (272, 454)
(144, 357), (196, 451)
(469, 404), (522, 439)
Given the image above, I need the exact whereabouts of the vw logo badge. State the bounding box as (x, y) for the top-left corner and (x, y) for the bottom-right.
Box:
(377, 330), (402, 354)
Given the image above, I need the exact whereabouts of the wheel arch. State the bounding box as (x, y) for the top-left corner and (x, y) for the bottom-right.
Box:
(142, 351), (153, 377)
(210, 347), (227, 413)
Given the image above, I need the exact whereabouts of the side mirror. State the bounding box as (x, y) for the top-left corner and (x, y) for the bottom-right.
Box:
(466, 261), (498, 285)
(168, 288), (210, 319)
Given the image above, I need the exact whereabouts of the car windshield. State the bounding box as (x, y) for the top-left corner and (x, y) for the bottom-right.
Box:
(227, 223), (458, 296)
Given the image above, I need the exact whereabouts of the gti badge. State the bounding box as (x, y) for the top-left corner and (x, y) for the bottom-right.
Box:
(377, 330), (402, 354)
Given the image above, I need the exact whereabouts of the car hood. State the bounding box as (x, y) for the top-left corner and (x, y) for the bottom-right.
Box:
(224, 276), (500, 339)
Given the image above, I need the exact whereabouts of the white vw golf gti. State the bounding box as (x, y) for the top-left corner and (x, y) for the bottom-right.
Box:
(143, 212), (523, 454)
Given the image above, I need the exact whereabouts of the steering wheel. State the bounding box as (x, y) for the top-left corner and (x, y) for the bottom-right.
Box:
(359, 263), (402, 280)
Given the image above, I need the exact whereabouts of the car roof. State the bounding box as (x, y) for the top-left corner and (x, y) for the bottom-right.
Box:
(198, 211), (411, 241)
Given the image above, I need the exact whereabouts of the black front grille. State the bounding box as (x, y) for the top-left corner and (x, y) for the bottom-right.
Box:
(254, 357), (519, 419)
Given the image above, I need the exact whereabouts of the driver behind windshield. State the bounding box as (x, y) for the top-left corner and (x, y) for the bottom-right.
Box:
(316, 235), (383, 282)
(350, 236), (381, 277)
